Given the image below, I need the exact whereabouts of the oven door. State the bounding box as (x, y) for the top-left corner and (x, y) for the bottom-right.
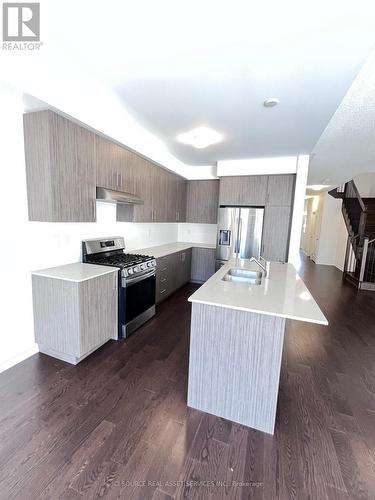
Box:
(123, 271), (156, 333)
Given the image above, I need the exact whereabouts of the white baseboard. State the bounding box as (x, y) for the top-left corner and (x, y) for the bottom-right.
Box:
(0, 344), (39, 374)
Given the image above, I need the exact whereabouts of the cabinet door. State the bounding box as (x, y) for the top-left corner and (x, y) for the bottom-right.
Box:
(119, 147), (136, 194)
(169, 252), (181, 291)
(219, 176), (267, 206)
(24, 110), (96, 222)
(166, 172), (178, 222)
(56, 119), (96, 222)
(155, 255), (170, 303)
(95, 135), (122, 190)
(266, 175), (295, 206)
(262, 206), (292, 262)
(177, 178), (187, 222)
(152, 167), (168, 222)
(191, 248), (216, 283)
(132, 157), (153, 222)
(187, 180), (219, 223)
(181, 248), (192, 284)
(79, 272), (118, 355)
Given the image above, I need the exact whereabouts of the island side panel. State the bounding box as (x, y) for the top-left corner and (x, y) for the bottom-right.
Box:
(187, 302), (285, 434)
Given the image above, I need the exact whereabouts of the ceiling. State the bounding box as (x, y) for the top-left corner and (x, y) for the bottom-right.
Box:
(310, 50), (375, 185)
(2, 0), (375, 183)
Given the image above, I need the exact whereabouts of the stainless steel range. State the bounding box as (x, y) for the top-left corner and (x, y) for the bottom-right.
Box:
(82, 237), (156, 338)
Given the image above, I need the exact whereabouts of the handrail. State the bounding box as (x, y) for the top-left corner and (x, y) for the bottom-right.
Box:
(347, 180), (367, 212)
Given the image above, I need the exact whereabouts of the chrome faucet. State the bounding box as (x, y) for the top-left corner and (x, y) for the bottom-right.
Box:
(250, 256), (270, 278)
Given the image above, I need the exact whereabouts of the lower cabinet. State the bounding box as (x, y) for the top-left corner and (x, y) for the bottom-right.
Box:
(155, 249), (192, 304)
(32, 271), (118, 364)
(191, 248), (216, 283)
(155, 246), (216, 303)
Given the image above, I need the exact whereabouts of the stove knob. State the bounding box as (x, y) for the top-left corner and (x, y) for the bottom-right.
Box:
(127, 268), (133, 275)
(141, 263), (147, 270)
(147, 262), (152, 268)
(133, 266), (139, 273)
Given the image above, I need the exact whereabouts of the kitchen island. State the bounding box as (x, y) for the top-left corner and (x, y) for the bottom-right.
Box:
(187, 259), (328, 434)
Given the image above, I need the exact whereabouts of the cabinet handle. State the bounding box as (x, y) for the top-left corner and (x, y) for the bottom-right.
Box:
(160, 289), (167, 294)
(161, 278), (167, 283)
(161, 266), (167, 271)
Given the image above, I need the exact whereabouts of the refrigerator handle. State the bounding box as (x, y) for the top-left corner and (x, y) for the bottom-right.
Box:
(235, 217), (242, 255)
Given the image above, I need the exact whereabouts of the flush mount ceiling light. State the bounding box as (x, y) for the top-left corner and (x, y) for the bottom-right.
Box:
(263, 98), (280, 108)
(308, 184), (330, 191)
(177, 126), (222, 149)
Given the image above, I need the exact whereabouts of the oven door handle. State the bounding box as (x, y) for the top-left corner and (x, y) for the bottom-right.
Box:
(123, 270), (156, 287)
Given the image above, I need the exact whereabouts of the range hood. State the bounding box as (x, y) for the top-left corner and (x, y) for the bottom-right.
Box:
(96, 186), (144, 205)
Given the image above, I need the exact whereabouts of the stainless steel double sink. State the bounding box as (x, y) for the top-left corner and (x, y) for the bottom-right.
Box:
(221, 268), (263, 286)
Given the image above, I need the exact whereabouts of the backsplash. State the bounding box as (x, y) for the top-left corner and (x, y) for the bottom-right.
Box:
(178, 223), (217, 245)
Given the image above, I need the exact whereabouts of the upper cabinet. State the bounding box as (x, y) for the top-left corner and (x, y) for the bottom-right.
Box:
(24, 109), (188, 224)
(186, 180), (219, 224)
(121, 156), (187, 223)
(131, 156), (153, 223)
(266, 174), (295, 206)
(219, 174), (295, 208)
(24, 110), (96, 222)
(95, 134), (121, 191)
(177, 178), (187, 222)
(219, 176), (268, 206)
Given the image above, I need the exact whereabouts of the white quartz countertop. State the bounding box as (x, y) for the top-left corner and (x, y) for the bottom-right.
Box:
(32, 263), (119, 283)
(132, 242), (216, 258)
(188, 258), (328, 325)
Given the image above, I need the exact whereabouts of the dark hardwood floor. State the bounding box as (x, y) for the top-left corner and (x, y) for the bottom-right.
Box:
(1, 256), (375, 499)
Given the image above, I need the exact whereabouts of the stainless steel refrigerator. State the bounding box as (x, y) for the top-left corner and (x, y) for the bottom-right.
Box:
(216, 206), (264, 269)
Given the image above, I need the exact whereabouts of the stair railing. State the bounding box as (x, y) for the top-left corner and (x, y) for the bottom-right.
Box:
(359, 237), (375, 284)
(342, 180), (367, 248)
(344, 234), (359, 278)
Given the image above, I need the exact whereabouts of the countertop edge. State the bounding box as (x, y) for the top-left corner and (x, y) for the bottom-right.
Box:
(32, 264), (120, 283)
(188, 297), (329, 326)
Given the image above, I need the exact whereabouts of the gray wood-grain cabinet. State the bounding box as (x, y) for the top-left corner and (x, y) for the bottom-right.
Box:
(262, 174), (295, 261)
(266, 174), (295, 206)
(32, 271), (118, 365)
(262, 206), (292, 262)
(23, 110), (96, 222)
(186, 180), (219, 223)
(155, 249), (192, 303)
(95, 134), (123, 191)
(188, 302), (285, 434)
(191, 248), (216, 283)
(24, 109), (188, 224)
(177, 178), (187, 222)
(219, 175), (268, 206)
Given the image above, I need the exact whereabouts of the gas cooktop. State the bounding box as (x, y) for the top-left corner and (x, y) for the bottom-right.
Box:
(87, 253), (154, 269)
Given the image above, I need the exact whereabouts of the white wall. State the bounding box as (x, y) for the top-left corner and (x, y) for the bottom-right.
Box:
(353, 173), (375, 197)
(303, 192), (348, 271)
(288, 155), (309, 269)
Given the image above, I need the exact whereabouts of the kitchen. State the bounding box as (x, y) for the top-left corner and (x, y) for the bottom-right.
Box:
(25, 108), (308, 356)
(1, 3), (375, 498)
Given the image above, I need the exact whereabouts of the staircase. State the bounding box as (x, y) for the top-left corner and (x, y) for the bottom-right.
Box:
(329, 181), (375, 290)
